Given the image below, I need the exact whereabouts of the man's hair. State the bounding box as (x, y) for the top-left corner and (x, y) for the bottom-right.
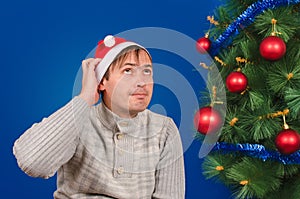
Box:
(102, 46), (152, 80)
(97, 46), (151, 95)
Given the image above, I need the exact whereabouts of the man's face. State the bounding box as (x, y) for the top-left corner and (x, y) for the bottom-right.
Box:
(100, 49), (153, 118)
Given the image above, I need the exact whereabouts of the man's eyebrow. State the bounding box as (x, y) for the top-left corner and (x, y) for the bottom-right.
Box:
(122, 63), (152, 67)
(143, 64), (152, 68)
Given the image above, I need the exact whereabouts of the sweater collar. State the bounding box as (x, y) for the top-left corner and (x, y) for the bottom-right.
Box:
(96, 102), (149, 137)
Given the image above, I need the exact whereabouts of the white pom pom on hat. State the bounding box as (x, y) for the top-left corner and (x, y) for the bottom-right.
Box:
(94, 35), (150, 83)
(103, 35), (116, 47)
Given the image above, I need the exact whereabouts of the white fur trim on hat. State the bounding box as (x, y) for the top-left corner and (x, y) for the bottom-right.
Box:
(95, 41), (150, 83)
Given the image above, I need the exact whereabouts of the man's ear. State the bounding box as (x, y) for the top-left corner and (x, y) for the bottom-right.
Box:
(98, 79), (106, 92)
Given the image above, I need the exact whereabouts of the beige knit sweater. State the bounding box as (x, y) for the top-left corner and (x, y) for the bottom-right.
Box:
(13, 97), (185, 199)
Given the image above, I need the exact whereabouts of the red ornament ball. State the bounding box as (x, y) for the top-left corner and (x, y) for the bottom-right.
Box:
(196, 37), (211, 54)
(194, 106), (223, 135)
(259, 36), (286, 61)
(226, 71), (248, 93)
(275, 129), (300, 155)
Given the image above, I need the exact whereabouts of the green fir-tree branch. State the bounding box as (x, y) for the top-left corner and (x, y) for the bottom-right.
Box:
(226, 157), (282, 199)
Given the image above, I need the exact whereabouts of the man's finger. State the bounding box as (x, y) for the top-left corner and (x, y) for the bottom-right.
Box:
(82, 58), (97, 70)
(89, 58), (102, 71)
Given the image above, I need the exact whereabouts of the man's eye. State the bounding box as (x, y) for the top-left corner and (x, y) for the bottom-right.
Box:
(144, 69), (152, 75)
(124, 68), (132, 74)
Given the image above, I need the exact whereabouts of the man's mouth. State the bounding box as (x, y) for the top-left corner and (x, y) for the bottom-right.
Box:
(132, 93), (147, 97)
(131, 91), (148, 99)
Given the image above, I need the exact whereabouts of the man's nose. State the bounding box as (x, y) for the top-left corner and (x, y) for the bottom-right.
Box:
(136, 77), (146, 87)
(135, 73), (148, 87)
(134, 69), (153, 87)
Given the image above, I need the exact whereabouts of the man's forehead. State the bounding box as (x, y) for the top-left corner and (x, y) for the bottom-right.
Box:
(122, 51), (151, 64)
(126, 50), (151, 59)
(109, 48), (152, 72)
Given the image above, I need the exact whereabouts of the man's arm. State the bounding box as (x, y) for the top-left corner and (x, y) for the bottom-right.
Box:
(13, 96), (89, 178)
(13, 58), (102, 178)
(152, 118), (185, 199)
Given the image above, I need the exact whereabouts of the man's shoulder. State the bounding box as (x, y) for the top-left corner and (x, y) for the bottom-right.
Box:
(144, 109), (177, 129)
(144, 109), (180, 143)
(145, 109), (170, 121)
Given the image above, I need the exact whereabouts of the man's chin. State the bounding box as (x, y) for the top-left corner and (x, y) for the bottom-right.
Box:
(129, 103), (149, 113)
(130, 107), (147, 113)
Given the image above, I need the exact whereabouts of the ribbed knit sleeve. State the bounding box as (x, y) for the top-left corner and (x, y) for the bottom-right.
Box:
(13, 96), (90, 179)
(152, 118), (185, 199)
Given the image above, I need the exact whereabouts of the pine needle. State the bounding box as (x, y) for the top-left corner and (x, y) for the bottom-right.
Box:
(226, 157), (281, 199)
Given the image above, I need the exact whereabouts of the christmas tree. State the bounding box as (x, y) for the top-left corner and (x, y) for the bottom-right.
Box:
(194, 0), (300, 198)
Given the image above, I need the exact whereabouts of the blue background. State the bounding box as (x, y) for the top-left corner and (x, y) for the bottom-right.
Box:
(0, 0), (232, 198)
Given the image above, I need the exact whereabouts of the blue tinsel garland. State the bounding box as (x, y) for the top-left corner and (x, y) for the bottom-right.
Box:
(210, 0), (300, 56)
(212, 142), (300, 164)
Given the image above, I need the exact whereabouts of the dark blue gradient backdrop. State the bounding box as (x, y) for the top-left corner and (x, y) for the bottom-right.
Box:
(0, 0), (231, 198)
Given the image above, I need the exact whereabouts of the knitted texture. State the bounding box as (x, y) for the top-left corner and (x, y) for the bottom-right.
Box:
(13, 97), (185, 198)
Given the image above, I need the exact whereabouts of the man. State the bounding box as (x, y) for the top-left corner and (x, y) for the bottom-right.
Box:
(13, 35), (185, 198)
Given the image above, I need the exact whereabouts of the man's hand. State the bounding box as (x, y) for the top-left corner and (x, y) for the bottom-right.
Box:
(78, 58), (102, 106)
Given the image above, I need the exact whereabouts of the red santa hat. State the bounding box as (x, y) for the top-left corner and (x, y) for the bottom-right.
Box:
(94, 35), (150, 83)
